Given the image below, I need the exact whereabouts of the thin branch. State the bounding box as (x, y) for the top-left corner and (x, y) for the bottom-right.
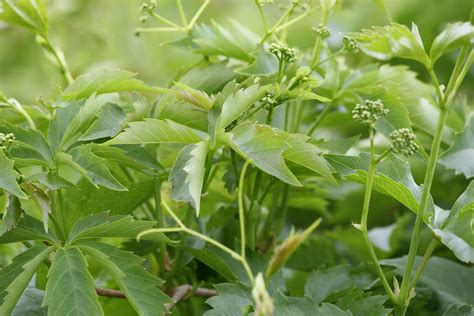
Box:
(96, 287), (126, 299)
(165, 284), (217, 310)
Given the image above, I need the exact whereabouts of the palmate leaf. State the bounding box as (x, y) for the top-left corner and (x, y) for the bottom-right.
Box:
(0, 155), (27, 199)
(204, 283), (252, 316)
(67, 212), (157, 243)
(349, 23), (430, 68)
(430, 22), (474, 65)
(169, 139), (210, 215)
(439, 117), (474, 178)
(381, 256), (474, 311)
(62, 69), (157, 101)
(107, 119), (203, 145)
(0, 246), (53, 315)
(0, 0), (48, 35)
(273, 292), (351, 316)
(44, 247), (103, 316)
(78, 241), (172, 316)
(432, 181), (474, 263)
(334, 288), (391, 316)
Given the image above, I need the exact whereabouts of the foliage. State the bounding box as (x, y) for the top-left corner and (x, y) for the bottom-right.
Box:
(0, 0), (473, 315)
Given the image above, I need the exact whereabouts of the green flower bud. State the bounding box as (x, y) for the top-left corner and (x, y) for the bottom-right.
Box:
(343, 36), (360, 54)
(313, 24), (331, 39)
(269, 43), (297, 63)
(390, 128), (419, 156)
(260, 92), (278, 110)
(352, 99), (389, 126)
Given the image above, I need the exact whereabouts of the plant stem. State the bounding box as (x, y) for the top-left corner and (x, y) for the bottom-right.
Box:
(310, 6), (330, 67)
(307, 101), (333, 136)
(359, 128), (397, 303)
(150, 11), (185, 31)
(255, 0), (268, 35)
(154, 178), (167, 273)
(274, 183), (290, 236)
(188, 0), (210, 31)
(42, 39), (73, 85)
(176, 0), (188, 27)
(238, 161), (250, 260)
(260, 0), (299, 43)
(409, 238), (438, 289)
(6, 99), (36, 129)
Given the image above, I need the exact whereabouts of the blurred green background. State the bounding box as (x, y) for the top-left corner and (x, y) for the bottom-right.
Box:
(1, 0), (473, 104)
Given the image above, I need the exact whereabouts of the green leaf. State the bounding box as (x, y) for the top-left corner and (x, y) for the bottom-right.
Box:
(0, 155), (26, 199)
(62, 69), (157, 101)
(0, 246), (53, 315)
(432, 181), (474, 263)
(0, 194), (22, 237)
(235, 47), (279, 77)
(273, 291), (351, 316)
(216, 84), (269, 130)
(107, 119), (203, 145)
(169, 139), (210, 215)
(439, 118), (474, 178)
(69, 145), (127, 191)
(43, 247), (103, 316)
(349, 23), (430, 67)
(12, 285), (47, 316)
(304, 265), (375, 304)
(191, 20), (259, 62)
(78, 241), (172, 316)
(0, 0), (48, 35)
(0, 214), (57, 244)
(80, 102), (126, 141)
(335, 288), (391, 316)
(227, 123), (301, 186)
(162, 82), (214, 110)
(67, 212), (156, 243)
(204, 283), (252, 316)
(430, 22), (474, 65)
(381, 256), (474, 309)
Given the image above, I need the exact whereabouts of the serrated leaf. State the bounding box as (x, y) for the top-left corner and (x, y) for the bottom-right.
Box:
(12, 284), (47, 316)
(107, 119), (202, 145)
(169, 139), (209, 215)
(0, 246), (53, 315)
(335, 288), (391, 316)
(439, 117), (474, 178)
(67, 212), (156, 242)
(78, 241), (172, 316)
(43, 247), (103, 316)
(430, 22), (474, 65)
(227, 123), (301, 186)
(381, 256), (474, 309)
(204, 283), (252, 316)
(432, 181), (474, 263)
(273, 291), (351, 316)
(304, 265), (375, 304)
(191, 20), (259, 62)
(62, 69), (157, 101)
(164, 82), (214, 110)
(0, 0), (48, 35)
(0, 155), (27, 199)
(235, 47), (279, 77)
(69, 145), (127, 191)
(349, 23), (430, 67)
(216, 84), (268, 130)
(0, 214), (57, 244)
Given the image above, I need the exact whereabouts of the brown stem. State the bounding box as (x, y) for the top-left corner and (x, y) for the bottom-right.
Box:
(96, 287), (126, 299)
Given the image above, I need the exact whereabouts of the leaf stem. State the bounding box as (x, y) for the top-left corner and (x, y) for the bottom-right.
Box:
(239, 161), (250, 260)
(254, 0), (268, 35)
(310, 6), (330, 68)
(41, 38), (73, 85)
(176, 0), (188, 27)
(307, 101), (333, 136)
(149, 11), (185, 31)
(409, 238), (438, 289)
(260, 0), (299, 44)
(5, 98), (36, 129)
(359, 128), (397, 303)
(188, 0), (211, 31)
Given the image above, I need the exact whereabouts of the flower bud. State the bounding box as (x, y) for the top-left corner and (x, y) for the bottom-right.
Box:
(390, 128), (419, 156)
(352, 99), (389, 126)
(313, 24), (331, 39)
(260, 92), (278, 110)
(343, 36), (359, 54)
(268, 43), (297, 63)
(252, 273), (274, 316)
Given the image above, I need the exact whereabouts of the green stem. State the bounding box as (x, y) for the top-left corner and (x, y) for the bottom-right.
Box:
(260, 0), (299, 43)
(274, 184), (290, 236)
(188, 0), (210, 30)
(409, 238), (438, 289)
(176, 0), (188, 27)
(255, 0), (268, 35)
(307, 101), (333, 136)
(42, 39), (73, 85)
(150, 11), (185, 31)
(315, 48), (344, 67)
(359, 128), (397, 303)
(277, 60), (285, 84)
(6, 99), (36, 129)
(310, 6), (330, 67)
(248, 171), (262, 215)
(398, 70), (449, 308)
(238, 161), (250, 260)
(154, 179), (167, 273)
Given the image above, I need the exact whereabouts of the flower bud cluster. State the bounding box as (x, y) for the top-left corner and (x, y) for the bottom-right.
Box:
(352, 99), (389, 126)
(260, 92), (278, 110)
(313, 24), (331, 39)
(390, 128), (419, 156)
(140, 0), (157, 12)
(0, 133), (15, 152)
(343, 36), (360, 54)
(269, 43), (297, 63)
